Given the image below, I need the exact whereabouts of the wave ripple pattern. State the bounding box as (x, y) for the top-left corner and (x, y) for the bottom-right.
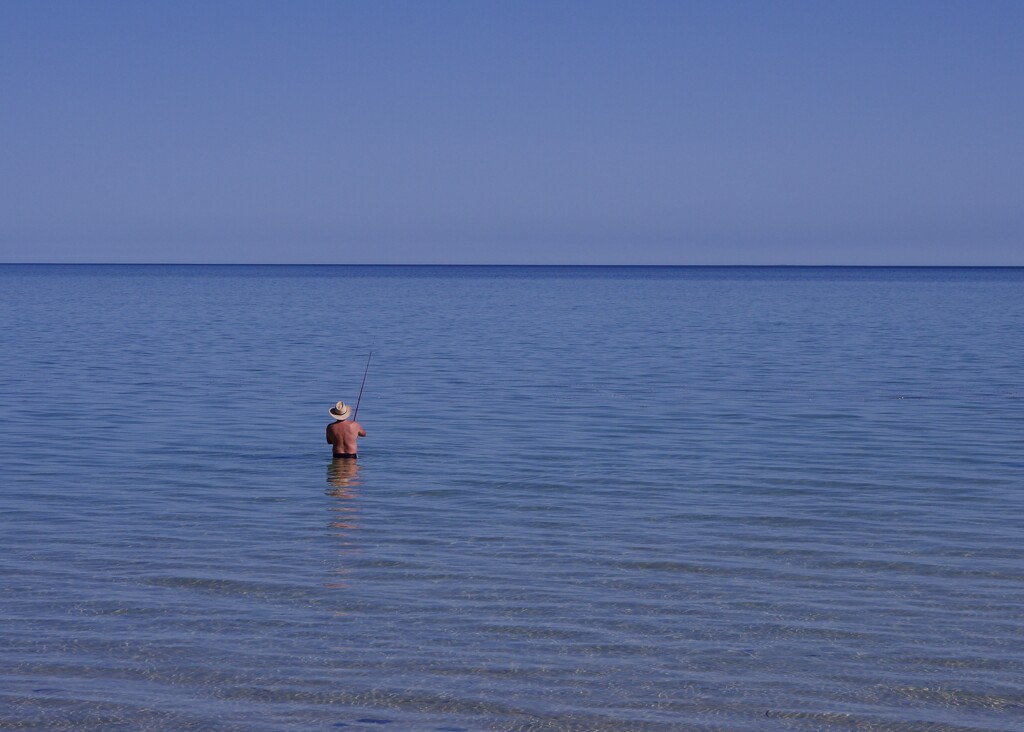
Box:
(1, 265), (1022, 731)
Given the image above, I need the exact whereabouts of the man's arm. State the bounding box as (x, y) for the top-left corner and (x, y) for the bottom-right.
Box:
(326, 425), (333, 445)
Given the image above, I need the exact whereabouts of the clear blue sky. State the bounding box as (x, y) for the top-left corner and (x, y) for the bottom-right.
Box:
(1, 0), (1022, 264)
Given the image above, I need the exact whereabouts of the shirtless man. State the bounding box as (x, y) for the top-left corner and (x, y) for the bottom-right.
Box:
(326, 401), (366, 459)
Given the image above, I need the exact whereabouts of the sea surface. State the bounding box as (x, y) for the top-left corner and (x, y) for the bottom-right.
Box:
(1, 264), (1022, 731)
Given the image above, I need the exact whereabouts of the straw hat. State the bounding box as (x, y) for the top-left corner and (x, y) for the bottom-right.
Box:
(329, 401), (352, 421)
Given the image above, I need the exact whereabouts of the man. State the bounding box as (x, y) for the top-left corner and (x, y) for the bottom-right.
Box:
(326, 401), (365, 459)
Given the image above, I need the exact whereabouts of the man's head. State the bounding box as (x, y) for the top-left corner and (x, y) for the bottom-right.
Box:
(329, 401), (352, 421)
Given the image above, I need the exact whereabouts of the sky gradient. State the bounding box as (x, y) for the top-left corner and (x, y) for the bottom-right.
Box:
(1, 1), (1022, 264)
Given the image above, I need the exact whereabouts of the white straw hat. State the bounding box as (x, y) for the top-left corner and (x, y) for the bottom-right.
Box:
(329, 401), (352, 421)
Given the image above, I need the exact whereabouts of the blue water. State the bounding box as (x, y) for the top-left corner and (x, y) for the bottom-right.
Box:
(1, 265), (1022, 731)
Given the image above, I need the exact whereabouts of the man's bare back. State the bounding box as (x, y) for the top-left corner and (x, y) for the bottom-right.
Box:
(327, 420), (365, 458)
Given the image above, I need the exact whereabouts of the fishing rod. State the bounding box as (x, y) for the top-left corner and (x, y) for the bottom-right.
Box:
(353, 350), (372, 420)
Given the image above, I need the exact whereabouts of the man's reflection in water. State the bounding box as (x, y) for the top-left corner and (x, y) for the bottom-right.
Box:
(327, 458), (361, 495)
(325, 459), (361, 591)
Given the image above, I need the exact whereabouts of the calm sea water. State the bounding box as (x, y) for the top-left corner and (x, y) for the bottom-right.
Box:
(1, 265), (1022, 731)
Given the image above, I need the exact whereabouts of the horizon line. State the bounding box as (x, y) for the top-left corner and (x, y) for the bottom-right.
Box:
(3, 262), (1024, 269)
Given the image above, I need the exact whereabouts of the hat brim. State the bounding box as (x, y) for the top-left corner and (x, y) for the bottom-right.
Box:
(329, 407), (351, 420)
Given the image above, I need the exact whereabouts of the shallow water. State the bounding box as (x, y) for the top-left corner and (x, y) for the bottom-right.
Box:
(1, 265), (1022, 731)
